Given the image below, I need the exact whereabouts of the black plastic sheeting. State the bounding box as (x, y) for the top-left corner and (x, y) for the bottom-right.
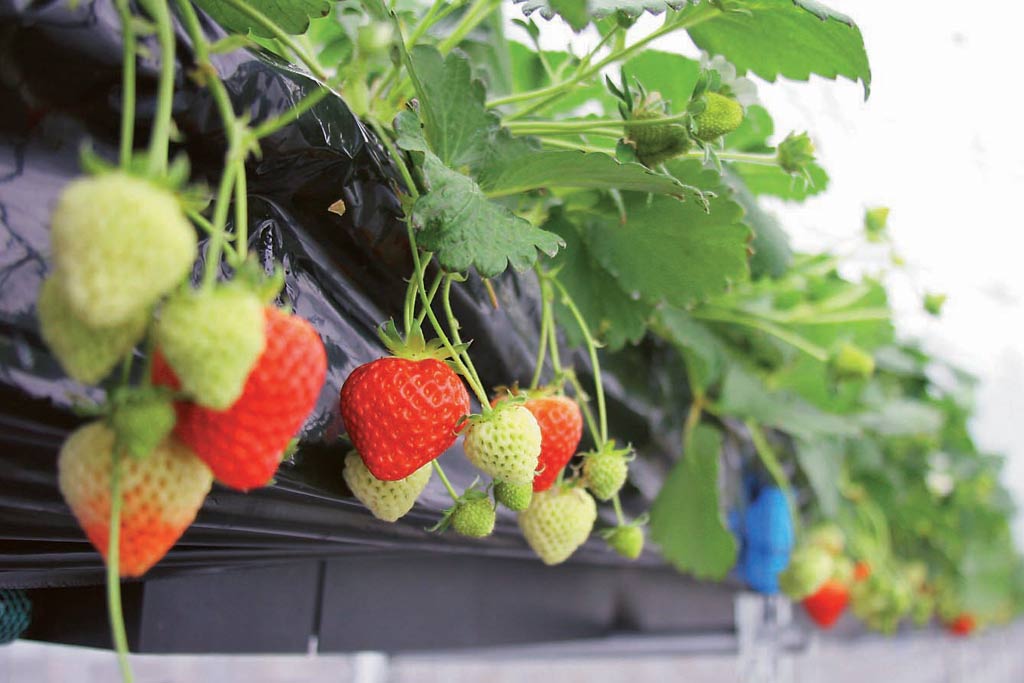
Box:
(0, 0), (743, 590)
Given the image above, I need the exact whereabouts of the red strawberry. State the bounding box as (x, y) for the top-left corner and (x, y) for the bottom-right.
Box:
(340, 324), (470, 481)
(58, 421), (213, 577)
(153, 307), (327, 490)
(492, 393), (583, 492)
(802, 579), (850, 629)
(854, 560), (872, 582)
(947, 613), (976, 636)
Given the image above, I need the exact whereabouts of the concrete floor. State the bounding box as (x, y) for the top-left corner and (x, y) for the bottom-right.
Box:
(1, 621), (1023, 682)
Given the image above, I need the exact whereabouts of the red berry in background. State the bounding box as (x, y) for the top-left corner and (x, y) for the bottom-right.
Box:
(947, 613), (976, 636)
(340, 324), (470, 481)
(854, 560), (871, 582)
(153, 307), (327, 491)
(803, 579), (850, 629)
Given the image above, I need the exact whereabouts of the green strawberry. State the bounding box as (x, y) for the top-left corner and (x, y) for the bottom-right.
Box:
(109, 389), (177, 459)
(342, 450), (431, 522)
(830, 342), (875, 381)
(50, 172), (197, 327)
(452, 496), (496, 538)
(777, 131), (816, 175)
(582, 442), (631, 501)
(463, 404), (542, 485)
(603, 524), (644, 560)
(692, 93), (743, 141)
(37, 276), (147, 384)
(156, 284), (266, 409)
(779, 545), (835, 600)
(519, 483), (597, 565)
(924, 292), (946, 316)
(624, 93), (691, 167)
(495, 480), (533, 512)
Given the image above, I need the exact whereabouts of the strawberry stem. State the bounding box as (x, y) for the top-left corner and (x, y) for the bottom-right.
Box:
(106, 450), (135, 683)
(549, 276), (607, 446)
(432, 460), (459, 502)
(413, 269), (444, 329)
(611, 493), (626, 526)
(138, 0), (175, 177)
(441, 275), (488, 408)
(210, 0), (329, 81)
(528, 271), (552, 390)
(112, 0), (137, 168)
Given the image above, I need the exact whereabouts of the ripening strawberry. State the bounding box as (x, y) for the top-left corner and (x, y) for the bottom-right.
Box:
(58, 421), (212, 577)
(779, 545), (835, 600)
(156, 284), (266, 410)
(464, 404), (542, 485)
(153, 307), (327, 491)
(802, 579), (850, 629)
(692, 92), (743, 142)
(340, 326), (470, 481)
(49, 172), (197, 327)
(519, 483), (597, 565)
(521, 395), (583, 492)
(342, 451), (431, 522)
(37, 276), (147, 384)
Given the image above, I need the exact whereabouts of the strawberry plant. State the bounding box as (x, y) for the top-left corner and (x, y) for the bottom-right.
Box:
(28, 0), (1024, 677)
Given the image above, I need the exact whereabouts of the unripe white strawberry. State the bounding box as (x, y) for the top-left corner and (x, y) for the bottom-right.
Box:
(519, 483), (596, 565)
(464, 404), (541, 484)
(343, 451), (431, 522)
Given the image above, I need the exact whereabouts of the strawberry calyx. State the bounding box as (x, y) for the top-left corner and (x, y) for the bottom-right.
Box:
(107, 386), (178, 460)
(78, 146), (210, 215)
(377, 319), (468, 363)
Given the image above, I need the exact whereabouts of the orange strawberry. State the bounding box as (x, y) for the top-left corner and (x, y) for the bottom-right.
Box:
(58, 421), (212, 577)
(492, 392), (583, 492)
(153, 307), (327, 490)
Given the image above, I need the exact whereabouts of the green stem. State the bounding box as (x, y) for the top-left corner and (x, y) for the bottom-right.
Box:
(549, 277), (606, 445)
(436, 0), (500, 54)
(212, 0), (329, 81)
(413, 269), (444, 329)
(491, 5), (719, 118)
(113, 0), (137, 167)
(232, 159), (248, 263)
(106, 450), (134, 683)
(690, 308), (829, 362)
(442, 275), (487, 405)
(537, 137), (613, 154)
(200, 147), (241, 289)
(432, 460), (460, 502)
(682, 394), (703, 449)
(368, 119), (419, 198)
(406, 224), (489, 407)
(746, 420), (789, 493)
(611, 493), (625, 525)
(251, 86), (332, 139)
(139, 0), (175, 176)
(403, 258), (425, 335)
(567, 371), (600, 448)
(529, 270), (553, 390)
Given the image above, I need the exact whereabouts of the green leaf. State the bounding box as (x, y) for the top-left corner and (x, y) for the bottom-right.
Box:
(408, 46), (499, 171)
(731, 160), (829, 200)
(516, 0), (695, 25)
(795, 437), (843, 516)
(193, 0), (332, 37)
(657, 307), (722, 391)
(650, 424), (738, 580)
(726, 171), (792, 278)
(685, 0), (871, 97)
(584, 160), (750, 308)
(506, 42), (613, 114)
(547, 212), (651, 349)
(716, 365), (860, 440)
(411, 153), (564, 277)
(479, 150), (696, 197)
(857, 399), (944, 437)
(622, 50), (702, 111)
